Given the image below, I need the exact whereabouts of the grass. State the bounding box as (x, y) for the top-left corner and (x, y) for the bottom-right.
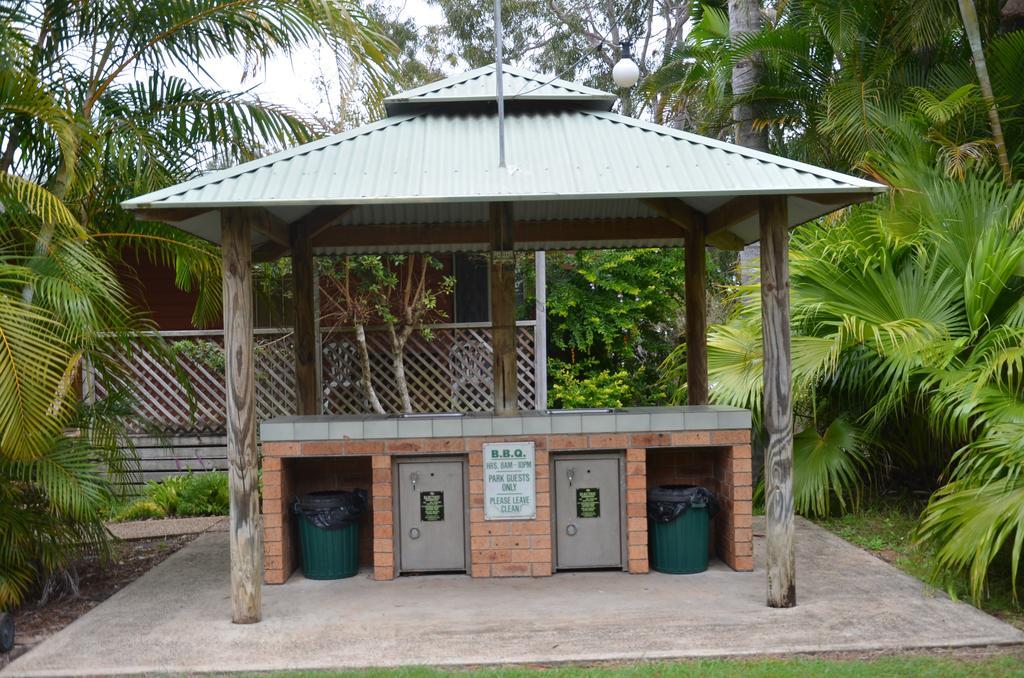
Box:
(814, 497), (1024, 630)
(247, 654), (1024, 677)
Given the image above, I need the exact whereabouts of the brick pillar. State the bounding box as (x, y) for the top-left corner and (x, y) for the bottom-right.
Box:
(714, 443), (754, 571)
(372, 455), (395, 580)
(261, 449), (298, 584)
(625, 448), (649, 573)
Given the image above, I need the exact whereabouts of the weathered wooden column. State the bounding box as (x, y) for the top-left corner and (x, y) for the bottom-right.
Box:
(220, 209), (262, 623)
(490, 202), (518, 415)
(759, 196), (795, 608)
(289, 224), (319, 415)
(685, 218), (709, 406)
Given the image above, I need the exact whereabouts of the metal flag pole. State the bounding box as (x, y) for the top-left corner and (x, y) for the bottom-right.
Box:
(494, 0), (506, 168)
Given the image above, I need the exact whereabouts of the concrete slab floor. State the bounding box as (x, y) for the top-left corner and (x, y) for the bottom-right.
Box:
(4, 517), (1021, 676)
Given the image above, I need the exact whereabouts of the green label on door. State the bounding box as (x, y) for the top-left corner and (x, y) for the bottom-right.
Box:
(576, 487), (600, 518)
(420, 491), (444, 521)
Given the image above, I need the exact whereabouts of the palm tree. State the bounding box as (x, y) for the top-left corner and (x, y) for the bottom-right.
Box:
(0, 0), (395, 609)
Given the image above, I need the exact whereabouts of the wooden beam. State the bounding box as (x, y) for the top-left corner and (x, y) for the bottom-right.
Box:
(640, 197), (699, 232)
(132, 207), (212, 222)
(795, 192), (878, 206)
(706, 196), (759, 235)
(759, 195), (795, 609)
(308, 218), (686, 253)
(490, 203), (518, 416)
(685, 215), (708, 406)
(253, 206), (355, 262)
(290, 223), (319, 416)
(220, 208), (262, 624)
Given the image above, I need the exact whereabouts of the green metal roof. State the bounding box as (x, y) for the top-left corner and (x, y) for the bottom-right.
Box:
(122, 63), (887, 253)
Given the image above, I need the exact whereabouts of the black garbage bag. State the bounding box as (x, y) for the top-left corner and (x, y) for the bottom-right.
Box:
(293, 490), (367, 530)
(647, 484), (720, 523)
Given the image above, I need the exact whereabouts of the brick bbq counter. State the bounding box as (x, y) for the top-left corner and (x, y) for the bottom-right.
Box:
(259, 407), (753, 584)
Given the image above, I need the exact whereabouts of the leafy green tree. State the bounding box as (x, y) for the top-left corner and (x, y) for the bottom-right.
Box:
(0, 0), (394, 609)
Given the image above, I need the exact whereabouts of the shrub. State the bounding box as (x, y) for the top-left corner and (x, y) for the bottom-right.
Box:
(548, 360), (633, 409)
(176, 472), (230, 517)
(114, 500), (167, 522)
(143, 474), (191, 515)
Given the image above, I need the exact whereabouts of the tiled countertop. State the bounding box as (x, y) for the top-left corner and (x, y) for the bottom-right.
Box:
(260, 406), (751, 442)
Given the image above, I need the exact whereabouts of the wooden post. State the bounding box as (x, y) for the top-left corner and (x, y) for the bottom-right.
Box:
(220, 209), (262, 623)
(685, 218), (708, 406)
(533, 251), (548, 411)
(759, 196), (795, 608)
(290, 224), (319, 415)
(490, 202), (518, 416)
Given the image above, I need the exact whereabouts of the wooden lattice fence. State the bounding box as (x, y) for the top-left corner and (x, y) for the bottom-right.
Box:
(90, 322), (537, 437)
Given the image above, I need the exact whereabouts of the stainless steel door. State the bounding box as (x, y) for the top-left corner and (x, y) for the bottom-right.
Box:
(554, 456), (623, 569)
(397, 460), (466, 572)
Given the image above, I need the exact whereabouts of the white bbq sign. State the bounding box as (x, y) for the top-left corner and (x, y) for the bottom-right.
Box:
(482, 442), (536, 520)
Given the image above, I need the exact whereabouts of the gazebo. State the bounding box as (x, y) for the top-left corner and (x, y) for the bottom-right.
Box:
(123, 63), (886, 623)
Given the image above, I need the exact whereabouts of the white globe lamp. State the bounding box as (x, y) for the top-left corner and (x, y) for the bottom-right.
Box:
(612, 40), (640, 89)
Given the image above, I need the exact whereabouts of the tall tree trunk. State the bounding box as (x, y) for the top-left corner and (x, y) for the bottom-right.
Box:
(958, 0), (1012, 183)
(729, 0), (767, 151)
(354, 323), (385, 414)
(388, 323), (414, 413)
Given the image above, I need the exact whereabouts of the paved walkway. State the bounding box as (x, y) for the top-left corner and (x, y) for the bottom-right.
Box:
(5, 518), (1021, 676)
(106, 516), (228, 541)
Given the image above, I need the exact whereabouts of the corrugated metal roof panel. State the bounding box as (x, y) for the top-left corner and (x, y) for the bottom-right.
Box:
(383, 64), (617, 114)
(122, 63), (887, 248)
(125, 109), (878, 209)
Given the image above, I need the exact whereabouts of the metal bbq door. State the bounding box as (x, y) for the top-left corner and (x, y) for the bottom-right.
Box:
(554, 455), (624, 569)
(397, 460), (467, 572)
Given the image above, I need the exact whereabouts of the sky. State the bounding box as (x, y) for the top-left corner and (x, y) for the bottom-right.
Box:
(198, 0), (449, 121)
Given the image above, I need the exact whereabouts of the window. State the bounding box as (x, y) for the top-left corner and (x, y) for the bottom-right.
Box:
(453, 254), (490, 323)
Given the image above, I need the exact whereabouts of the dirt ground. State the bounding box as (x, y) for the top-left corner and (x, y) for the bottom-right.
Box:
(0, 534), (196, 670)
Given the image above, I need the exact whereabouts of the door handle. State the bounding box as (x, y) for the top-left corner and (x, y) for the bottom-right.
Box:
(566, 467), (575, 487)
(566, 523), (578, 536)
(410, 471), (419, 491)
(409, 527), (421, 540)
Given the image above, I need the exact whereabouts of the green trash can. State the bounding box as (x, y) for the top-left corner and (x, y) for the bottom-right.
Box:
(293, 490), (366, 580)
(647, 485), (719, 574)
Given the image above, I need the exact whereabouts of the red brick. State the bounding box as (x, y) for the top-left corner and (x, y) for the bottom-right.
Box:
(470, 536), (490, 550)
(348, 440), (385, 455)
(470, 494), (484, 508)
(529, 534), (552, 550)
(471, 508), (486, 523)
(509, 521), (549, 535)
(303, 441), (343, 455)
(733, 555), (754, 572)
(628, 544), (647, 560)
(626, 474), (646, 490)
(469, 465), (484, 481)
(472, 549), (511, 564)
(473, 522), (510, 537)
(626, 489), (645, 504)
(262, 482), (281, 500)
(262, 457), (282, 471)
(548, 435), (587, 450)
(628, 529), (648, 546)
(262, 469), (281, 486)
(471, 563), (491, 578)
(373, 510), (393, 526)
(627, 516), (646, 532)
(733, 511), (752, 529)
(734, 527), (753, 543)
(670, 432), (710, 446)
(264, 555), (283, 572)
(374, 551), (394, 567)
(374, 565), (395, 581)
(490, 535), (529, 549)
(265, 442), (300, 457)
(469, 479), (484, 495)
(733, 485), (753, 501)
(371, 482), (392, 499)
(265, 570), (286, 585)
(264, 526), (282, 543)
(375, 523), (394, 539)
(535, 450), (549, 464)
(491, 562), (531, 577)
(626, 448), (646, 462)
(589, 433), (629, 449)
(629, 559), (650, 574)
(372, 495), (392, 511)
(711, 430), (751, 444)
(386, 439), (424, 453)
(531, 562), (553, 577)
(731, 444), (752, 459)
(263, 512), (282, 528)
(535, 506), (550, 521)
(627, 501), (646, 518)
(626, 461), (646, 476)
(631, 433), (670, 447)
(536, 477), (550, 493)
(536, 492), (550, 507)
(734, 541), (753, 557)
(264, 541), (283, 557)
(731, 457), (752, 473)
